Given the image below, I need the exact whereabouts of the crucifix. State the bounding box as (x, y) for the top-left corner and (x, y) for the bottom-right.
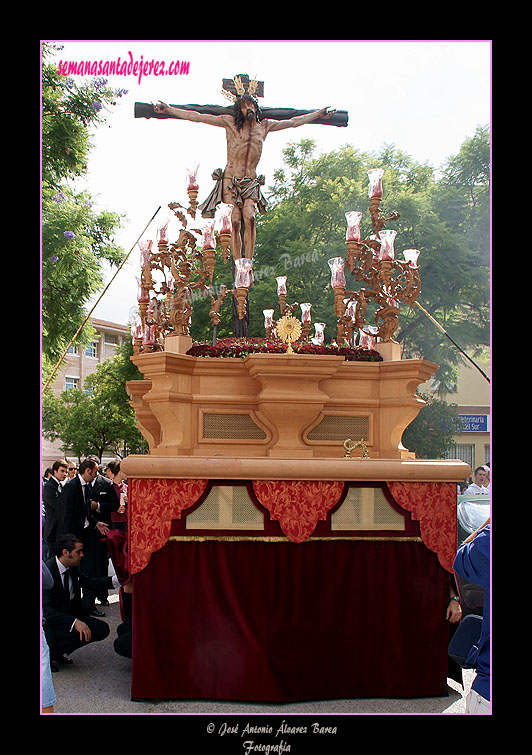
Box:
(135, 74), (348, 336)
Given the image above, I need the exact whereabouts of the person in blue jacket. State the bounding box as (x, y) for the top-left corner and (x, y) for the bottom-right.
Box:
(453, 518), (490, 714)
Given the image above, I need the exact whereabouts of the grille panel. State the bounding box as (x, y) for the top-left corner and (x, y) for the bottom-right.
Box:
(307, 415), (369, 442)
(202, 413), (267, 440)
(331, 486), (405, 531)
(186, 485), (264, 530)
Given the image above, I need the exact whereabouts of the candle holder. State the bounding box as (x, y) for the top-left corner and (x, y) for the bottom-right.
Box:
(312, 322), (326, 346)
(359, 328), (377, 350)
(201, 220), (216, 281)
(345, 211), (363, 241)
(215, 202), (233, 263)
(300, 302), (312, 340)
(157, 218), (170, 248)
(233, 258), (253, 320)
(131, 316), (144, 354)
(378, 229), (397, 261)
(143, 323), (156, 352)
(209, 284), (228, 338)
(403, 249), (420, 268)
(336, 297), (357, 346)
(328, 257), (347, 316)
(368, 168), (384, 199)
(137, 279), (150, 304)
(276, 276), (287, 315)
(186, 164), (199, 191)
(186, 165), (200, 218)
(263, 308), (275, 338)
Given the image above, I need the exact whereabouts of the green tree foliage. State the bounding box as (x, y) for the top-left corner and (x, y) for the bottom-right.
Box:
(42, 340), (145, 459)
(402, 393), (465, 459)
(41, 43), (127, 370)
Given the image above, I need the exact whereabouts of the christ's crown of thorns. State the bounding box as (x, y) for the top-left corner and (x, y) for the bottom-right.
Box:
(221, 74), (261, 103)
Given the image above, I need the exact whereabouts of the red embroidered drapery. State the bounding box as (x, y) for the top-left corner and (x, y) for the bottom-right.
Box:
(252, 480), (345, 543)
(386, 481), (457, 573)
(128, 478), (457, 574)
(128, 478), (208, 574)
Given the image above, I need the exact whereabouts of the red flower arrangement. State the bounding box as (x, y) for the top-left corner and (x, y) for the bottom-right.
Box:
(186, 337), (383, 361)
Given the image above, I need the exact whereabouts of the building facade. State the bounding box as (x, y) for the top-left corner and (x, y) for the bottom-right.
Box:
(419, 351), (490, 479)
(42, 318), (130, 471)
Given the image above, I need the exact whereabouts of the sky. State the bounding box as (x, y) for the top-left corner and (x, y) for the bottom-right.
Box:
(44, 39), (491, 327)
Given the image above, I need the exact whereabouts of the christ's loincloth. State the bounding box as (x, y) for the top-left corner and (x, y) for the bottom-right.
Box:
(199, 169), (268, 218)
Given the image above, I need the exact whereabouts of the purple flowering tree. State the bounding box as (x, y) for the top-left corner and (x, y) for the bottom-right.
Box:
(42, 42), (128, 368)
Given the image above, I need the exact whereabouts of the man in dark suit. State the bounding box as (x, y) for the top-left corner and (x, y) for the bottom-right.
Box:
(59, 458), (117, 615)
(43, 534), (121, 670)
(42, 459), (68, 557)
(85, 456), (120, 608)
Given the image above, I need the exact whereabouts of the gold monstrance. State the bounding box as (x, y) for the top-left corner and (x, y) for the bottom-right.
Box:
(276, 315), (302, 354)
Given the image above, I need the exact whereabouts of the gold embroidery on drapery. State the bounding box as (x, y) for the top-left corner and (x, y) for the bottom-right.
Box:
(168, 535), (423, 543)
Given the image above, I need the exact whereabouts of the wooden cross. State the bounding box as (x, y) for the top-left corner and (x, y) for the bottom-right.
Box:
(134, 73), (348, 126)
(135, 75), (348, 337)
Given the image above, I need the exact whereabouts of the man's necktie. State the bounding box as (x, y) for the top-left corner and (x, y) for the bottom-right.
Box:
(63, 569), (70, 599)
(84, 482), (91, 515)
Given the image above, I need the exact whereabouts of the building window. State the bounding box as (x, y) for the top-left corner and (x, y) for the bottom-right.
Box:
(67, 345), (77, 355)
(484, 445), (490, 464)
(85, 341), (97, 358)
(447, 443), (475, 469)
(65, 376), (79, 391)
(104, 333), (118, 345)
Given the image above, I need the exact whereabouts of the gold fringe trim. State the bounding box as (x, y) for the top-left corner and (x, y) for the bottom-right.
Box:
(168, 535), (422, 543)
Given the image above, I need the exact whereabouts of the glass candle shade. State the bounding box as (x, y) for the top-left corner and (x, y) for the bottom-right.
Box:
(276, 276), (287, 295)
(131, 316), (143, 340)
(359, 328), (376, 349)
(403, 248), (420, 267)
(313, 322), (326, 345)
(345, 211), (363, 242)
(378, 230), (397, 261)
(234, 258), (253, 289)
(157, 220), (170, 243)
(139, 240), (153, 268)
(215, 202), (234, 234)
(143, 324), (156, 345)
(202, 219), (216, 250)
(344, 298), (357, 320)
(300, 302), (312, 323)
(328, 257), (346, 288)
(263, 309), (275, 329)
(186, 164), (199, 190)
(367, 168), (384, 199)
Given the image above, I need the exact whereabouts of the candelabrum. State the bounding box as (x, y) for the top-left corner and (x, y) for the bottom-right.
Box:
(336, 169), (422, 345)
(133, 185), (217, 352)
(132, 166), (423, 355)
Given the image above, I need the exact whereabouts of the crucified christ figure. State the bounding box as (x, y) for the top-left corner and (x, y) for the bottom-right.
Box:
(154, 94), (336, 261)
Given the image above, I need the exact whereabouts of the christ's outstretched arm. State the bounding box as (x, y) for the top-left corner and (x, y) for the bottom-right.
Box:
(154, 101), (230, 127)
(264, 107), (336, 132)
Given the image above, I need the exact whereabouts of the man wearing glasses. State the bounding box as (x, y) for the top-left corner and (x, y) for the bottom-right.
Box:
(66, 463), (78, 480)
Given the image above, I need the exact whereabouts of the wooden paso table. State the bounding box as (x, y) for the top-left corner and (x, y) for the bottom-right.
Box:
(120, 455), (469, 702)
